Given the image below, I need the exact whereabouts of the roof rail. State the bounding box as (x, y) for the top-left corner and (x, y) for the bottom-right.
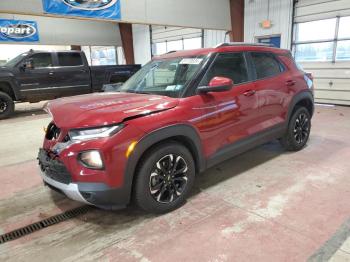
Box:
(215, 42), (275, 48)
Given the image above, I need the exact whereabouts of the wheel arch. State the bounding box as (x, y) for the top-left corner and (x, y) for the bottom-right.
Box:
(123, 124), (206, 204)
(0, 81), (18, 101)
(287, 91), (314, 123)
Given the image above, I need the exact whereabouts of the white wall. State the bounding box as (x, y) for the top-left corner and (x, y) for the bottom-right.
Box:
(0, 45), (70, 63)
(132, 24), (151, 65)
(122, 0), (231, 30)
(0, 13), (121, 46)
(244, 0), (293, 49)
(0, 0), (231, 30)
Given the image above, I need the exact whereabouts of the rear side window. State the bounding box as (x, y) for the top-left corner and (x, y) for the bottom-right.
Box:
(200, 52), (248, 85)
(58, 53), (83, 67)
(251, 52), (284, 79)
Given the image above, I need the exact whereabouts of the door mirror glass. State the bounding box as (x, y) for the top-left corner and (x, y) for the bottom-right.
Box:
(198, 77), (233, 93)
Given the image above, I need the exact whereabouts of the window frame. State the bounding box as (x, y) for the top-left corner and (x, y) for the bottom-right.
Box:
(25, 52), (54, 69)
(247, 51), (287, 81)
(197, 51), (253, 88)
(293, 16), (350, 62)
(55, 52), (85, 67)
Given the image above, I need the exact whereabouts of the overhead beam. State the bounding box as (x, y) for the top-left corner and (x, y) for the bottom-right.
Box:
(229, 0), (244, 42)
(71, 45), (81, 51)
(119, 23), (135, 64)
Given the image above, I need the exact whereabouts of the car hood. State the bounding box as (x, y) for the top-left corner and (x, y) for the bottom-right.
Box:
(46, 92), (179, 129)
(0, 66), (12, 74)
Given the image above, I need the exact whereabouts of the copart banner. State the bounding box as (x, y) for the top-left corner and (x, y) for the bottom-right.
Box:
(0, 19), (39, 42)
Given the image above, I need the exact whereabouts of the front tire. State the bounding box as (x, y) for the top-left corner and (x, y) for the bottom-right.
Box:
(133, 142), (195, 214)
(0, 91), (14, 120)
(280, 106), (311, 151)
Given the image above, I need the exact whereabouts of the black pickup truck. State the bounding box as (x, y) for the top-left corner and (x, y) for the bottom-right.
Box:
(0, 50), (140, 119)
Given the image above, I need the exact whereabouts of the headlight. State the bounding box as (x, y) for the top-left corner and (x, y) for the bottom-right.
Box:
(78, 150), (104, 170)
(69, 124), (124, 141)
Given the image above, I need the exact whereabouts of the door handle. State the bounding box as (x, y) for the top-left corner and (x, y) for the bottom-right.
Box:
(48, 72), (54, 76)
(286, 80), (296, 86)
(243, 90), (256, 96)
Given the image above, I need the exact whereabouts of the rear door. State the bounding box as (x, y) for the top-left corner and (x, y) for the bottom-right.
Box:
(249, 52), (291, 130)
(52, 52), (91, 97)
(17, 52), (56, 99)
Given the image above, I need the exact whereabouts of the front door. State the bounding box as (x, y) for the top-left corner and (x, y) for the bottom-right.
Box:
(194, 52), (261, 158)
(17, 52), (56, 100)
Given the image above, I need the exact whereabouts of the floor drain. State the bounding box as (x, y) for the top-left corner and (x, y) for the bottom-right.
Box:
(0, 205), (93, 245)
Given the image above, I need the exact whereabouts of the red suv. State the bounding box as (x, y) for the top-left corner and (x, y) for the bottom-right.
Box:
(38, 43), (314, 213)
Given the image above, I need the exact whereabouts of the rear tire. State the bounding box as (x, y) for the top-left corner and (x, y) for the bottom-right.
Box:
(133, 142), (195, 214)
(280, 106), (311, 151)
(0, 91), (14, 120)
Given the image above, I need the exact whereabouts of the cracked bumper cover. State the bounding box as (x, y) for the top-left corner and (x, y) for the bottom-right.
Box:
(40, 168), (130, 209)
(38, 149), (130, 209)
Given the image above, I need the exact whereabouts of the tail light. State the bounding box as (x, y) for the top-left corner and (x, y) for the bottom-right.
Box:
(304, 72), (314, 95)
(305, 73), (313, 81)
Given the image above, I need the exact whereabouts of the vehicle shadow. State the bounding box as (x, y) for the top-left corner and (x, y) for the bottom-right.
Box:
(47, 134), (348, 243)
(12, 107), (47, 119)
(2, 102), (48, 121)
(51, 140), (285, 227)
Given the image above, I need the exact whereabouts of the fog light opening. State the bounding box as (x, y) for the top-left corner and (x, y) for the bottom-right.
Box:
(78, 150), (104, 170)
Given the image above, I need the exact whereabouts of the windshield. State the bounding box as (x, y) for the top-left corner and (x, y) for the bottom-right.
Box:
(4, 53), (28, 67)
(119, 56), (205, 98)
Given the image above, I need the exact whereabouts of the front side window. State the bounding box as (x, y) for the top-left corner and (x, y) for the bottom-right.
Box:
(58, 53), (83, 67)
(251, 52), (283, 79)
(29, 53), (53, 68)
(119, 56), (205, 98)
(200, 52), (248, 86)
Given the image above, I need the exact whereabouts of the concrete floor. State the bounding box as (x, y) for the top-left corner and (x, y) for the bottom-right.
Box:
(0, 104), (350, 262)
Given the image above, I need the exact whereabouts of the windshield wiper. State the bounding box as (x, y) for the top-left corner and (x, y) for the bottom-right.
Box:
(125, 90), (152, 95)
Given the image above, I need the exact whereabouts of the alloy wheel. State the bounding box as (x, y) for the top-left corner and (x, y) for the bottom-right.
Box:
(149, 154), (189, 204)
(293, 112), (309, 144)
(0, 99), (7, 113)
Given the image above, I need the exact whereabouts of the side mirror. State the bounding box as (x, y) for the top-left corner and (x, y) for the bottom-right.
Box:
(198, 77), (233, 93)
(23, 59), (34, 70)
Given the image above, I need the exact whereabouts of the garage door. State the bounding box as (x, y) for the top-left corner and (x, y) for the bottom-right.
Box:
(151, 26), (203, 56)
(293, 0), (350, 105)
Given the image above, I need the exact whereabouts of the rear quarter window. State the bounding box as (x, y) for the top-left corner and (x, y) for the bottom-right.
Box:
(251, 52), (284, 79)
(58, 53), (83, 67)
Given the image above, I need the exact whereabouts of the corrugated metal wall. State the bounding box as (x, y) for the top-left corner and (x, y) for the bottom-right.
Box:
(294, 0), (350, 105)
(204, 30), (229, 48)
(244, 0), (293, 49)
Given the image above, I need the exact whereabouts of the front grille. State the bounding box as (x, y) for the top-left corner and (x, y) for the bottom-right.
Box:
(38, 149), (72, 184)
(46, 122), (61, 140)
